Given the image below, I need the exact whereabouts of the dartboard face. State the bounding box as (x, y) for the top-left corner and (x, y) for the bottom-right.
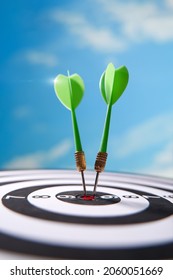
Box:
(0, 169), (173, 259)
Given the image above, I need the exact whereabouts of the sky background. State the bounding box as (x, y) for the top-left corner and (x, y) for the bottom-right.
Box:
(0, 0), (173, 178)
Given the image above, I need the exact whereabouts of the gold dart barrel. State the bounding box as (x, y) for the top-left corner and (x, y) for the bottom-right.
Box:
(75, 151), (86, 171)
(94, 152), (108, 173)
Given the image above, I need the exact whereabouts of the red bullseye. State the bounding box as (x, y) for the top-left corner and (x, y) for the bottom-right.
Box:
(81, 195), (95, 201)
(57, 191), (121, 205)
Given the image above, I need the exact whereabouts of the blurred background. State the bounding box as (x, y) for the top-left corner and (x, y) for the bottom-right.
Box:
(0, 0), (173, 178)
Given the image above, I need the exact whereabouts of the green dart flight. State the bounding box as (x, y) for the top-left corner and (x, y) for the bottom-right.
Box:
(54, 71), (87, 194)
(93, 63), (129, 194)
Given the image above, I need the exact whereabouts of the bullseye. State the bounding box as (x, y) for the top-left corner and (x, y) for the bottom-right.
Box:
(81, 195), (95, 201)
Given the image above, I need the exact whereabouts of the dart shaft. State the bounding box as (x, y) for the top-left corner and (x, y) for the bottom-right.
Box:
(100, 104), (112, 153)
(71, 108), (82, 151)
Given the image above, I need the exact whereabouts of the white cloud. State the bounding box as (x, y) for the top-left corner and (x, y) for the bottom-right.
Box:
(13, 106), (31, 119)
(165, 0), (173, 9)
(154, 142), (173, 165)
(33, 123), (48, 134)
(49, 10), (125, 52)
(46, 1), (173, 54)
(109, 111), (173, 178)
(4, 140), (72, 169)
(97, 0), (173, 43)
(110, 112), (173, 158)
(22, 50), (58, 67)
(137, 141), (173, 178)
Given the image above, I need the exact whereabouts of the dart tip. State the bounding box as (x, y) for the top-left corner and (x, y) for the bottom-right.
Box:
(74, 151), (87, 195)
(93, 171), (99, 196)
(93, 152), (108, 195)
(81, 170), (86, 196)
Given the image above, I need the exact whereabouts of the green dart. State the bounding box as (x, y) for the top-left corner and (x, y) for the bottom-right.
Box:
(54, 71), (87, 195)
(93, 63), (129, 195)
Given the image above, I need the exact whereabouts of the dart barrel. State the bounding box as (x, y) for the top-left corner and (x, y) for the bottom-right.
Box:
(94, 152), (108, 173)
(75, 151), (86, 172)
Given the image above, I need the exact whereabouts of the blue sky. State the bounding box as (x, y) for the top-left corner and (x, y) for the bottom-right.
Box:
(0, 0), (173, 178)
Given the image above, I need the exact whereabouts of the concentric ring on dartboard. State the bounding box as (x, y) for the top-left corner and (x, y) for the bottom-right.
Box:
(1, 182), (173, 224)
(0, 170), (173, 259)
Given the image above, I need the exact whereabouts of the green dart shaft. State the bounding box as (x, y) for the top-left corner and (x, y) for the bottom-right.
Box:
(99, 103), (112, 153)
(71, 107), (82, 151)
(93, 104), (111, 195)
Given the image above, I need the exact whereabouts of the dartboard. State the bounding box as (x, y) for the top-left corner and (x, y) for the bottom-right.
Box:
(0, 169), (173, 259)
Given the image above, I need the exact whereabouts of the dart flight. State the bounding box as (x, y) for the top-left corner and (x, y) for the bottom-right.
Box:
(99, 63), (129, 152)
(54, 72), (84, 151)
